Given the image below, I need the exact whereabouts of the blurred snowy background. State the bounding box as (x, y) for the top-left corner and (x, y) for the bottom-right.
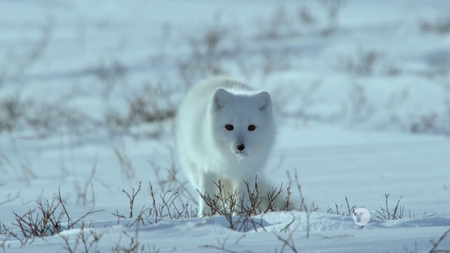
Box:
(1, 0), (449, 139)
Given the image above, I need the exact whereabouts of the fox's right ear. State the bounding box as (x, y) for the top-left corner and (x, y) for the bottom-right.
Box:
(212, 88), (231, 110)
(254, 91), (272, 112)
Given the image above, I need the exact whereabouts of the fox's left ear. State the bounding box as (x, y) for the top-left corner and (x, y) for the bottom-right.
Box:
(254, 91), (273, 112)
(212, 88), (231, 111)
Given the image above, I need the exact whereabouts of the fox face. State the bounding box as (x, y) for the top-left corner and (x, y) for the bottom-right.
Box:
(209, 88), (275, 158)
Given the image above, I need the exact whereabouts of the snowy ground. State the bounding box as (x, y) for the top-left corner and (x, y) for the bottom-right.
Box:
(1, 0), (449, 252)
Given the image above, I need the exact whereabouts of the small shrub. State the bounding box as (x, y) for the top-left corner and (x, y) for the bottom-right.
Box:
(178, 17), (237, 87)
(255, 6), (298, 39)
(318, 0), (347, 36)
(1, 189), (103, 246)
(375, 194), (404, 220)
(339, 49), (381, 76)
(196, 177), (293, 232)
(326, 197), (356, 217)
(347, 83), (375, 123)
(105, 83), (176, 138)
(420, 16), (450, 34)
(0, 96), (93, 136)
(0, 95), (27, 133)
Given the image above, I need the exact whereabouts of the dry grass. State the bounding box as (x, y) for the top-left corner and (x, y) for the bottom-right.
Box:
(326, 197), (356, 217)
(375, 194), (404, 221)
(0, 138), (37, 186)
(428, 228), (450, 253)
(73, 156), (98, 206)
(0, 96), (94, 137)
(272, 80), (322, 126)
(255, 6), (299, 39)
(105, 82), (176, 138)
(338, 48), (381, 76)
(347, 83), (375, 123)
(177, 16), (239, 87)
(0, 166), (429, 253)
(255, 1), (346, 39)
(318, 0), (346, 36)
(1, 17), (53, 83)
(1, 188), (103, 247)
(420, 15), (450, 34)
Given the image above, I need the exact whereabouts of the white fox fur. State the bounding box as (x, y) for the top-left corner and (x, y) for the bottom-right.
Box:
(176, 77), (277, 215)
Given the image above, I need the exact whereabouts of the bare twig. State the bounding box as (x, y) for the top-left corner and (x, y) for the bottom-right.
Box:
(429, 228), (450, 253)
(122, 181), (142, 218)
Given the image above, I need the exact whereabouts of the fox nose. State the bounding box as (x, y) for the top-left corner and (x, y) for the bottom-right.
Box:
(236, 143), (245, 151)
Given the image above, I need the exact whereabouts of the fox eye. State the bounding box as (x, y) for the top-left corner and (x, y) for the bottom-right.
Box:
(248, 125), (256, 131)
(225, 124), (234, 131)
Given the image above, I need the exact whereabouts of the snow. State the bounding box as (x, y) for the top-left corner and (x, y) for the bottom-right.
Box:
(1, 0), (449, 252)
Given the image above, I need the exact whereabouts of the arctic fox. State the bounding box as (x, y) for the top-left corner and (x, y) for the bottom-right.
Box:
(176, 77), (276, 216)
